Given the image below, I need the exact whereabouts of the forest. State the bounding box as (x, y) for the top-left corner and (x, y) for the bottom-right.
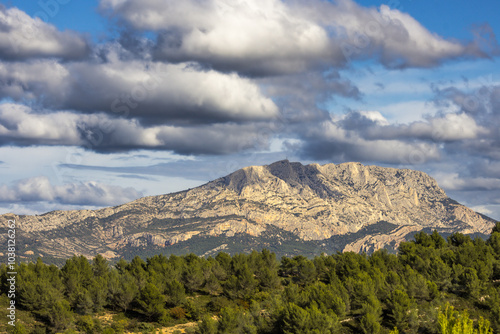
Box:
(1, 222), (500, 334)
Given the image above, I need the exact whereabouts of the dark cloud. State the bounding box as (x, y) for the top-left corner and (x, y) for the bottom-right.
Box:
(260, 71), (361, 123)
(117, 174), (156, 181)
(295, 116), (441, 164)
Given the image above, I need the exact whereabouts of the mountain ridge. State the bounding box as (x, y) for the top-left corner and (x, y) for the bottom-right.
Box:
(1, 160), (495, 262)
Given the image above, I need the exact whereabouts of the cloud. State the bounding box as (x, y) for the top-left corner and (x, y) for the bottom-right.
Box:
(260, 71), (361, 123)
(289, 103), (489, 165)
(0, 6), (90, 61)
(0, 104), (83, 145)
(341, 111), (487, 141)
(469, 205), (493, 216)
(298, 119), (441, 164)
(430, 84), (500, 160)
(100, 0), (495, 75)
(434, 173), (500, 191)
(102, 0), (335, 75)
(0, 48), (279, 125)
(0, 176), (142, 206)
(0, 103), (274, 154)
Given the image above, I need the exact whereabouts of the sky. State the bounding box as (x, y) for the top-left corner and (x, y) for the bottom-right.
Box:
(0, 0), (499, 220)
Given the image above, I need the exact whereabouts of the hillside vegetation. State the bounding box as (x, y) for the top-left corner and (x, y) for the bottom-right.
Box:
(2, 223), (500, 333)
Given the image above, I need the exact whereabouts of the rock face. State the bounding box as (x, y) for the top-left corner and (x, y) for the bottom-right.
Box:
(1, 160), (496, 262)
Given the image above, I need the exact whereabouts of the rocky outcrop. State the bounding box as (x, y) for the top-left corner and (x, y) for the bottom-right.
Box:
(0, 160), (495, 261)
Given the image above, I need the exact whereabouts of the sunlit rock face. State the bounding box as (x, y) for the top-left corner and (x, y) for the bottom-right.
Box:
(3, 160), (495, 260)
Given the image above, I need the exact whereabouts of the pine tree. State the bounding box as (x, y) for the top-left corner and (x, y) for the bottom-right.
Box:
(137, 282), (166, 321)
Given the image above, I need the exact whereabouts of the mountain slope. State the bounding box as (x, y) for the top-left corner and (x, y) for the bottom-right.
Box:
(1, 160), (495, 262)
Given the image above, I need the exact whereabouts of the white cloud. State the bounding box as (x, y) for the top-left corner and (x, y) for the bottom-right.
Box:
(0, 103), (274, 154)
(366, 112), (487, 141)
(0, 176), (142, 206)
(469, 205), (493, 216)
(0, 104), (82, 144)
(434, 172), (500, 191)
(101, 0), (488, 74)
(357, 111), (389, 125)
(0, 6), (90, 60)
(0, 49), (279, 123)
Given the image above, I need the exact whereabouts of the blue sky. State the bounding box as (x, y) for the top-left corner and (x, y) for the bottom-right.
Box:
(0, 0), (499, 220)
(5, 0), (108, 40)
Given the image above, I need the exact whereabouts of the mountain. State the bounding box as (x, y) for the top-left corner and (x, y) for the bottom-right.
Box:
(1, 160), (495, 263)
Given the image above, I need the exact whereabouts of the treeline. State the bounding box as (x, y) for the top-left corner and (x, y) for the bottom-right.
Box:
(1, 223), (500, 334)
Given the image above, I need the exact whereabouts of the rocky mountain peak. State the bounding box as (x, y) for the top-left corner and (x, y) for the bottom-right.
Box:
(1, 160), (495, 262)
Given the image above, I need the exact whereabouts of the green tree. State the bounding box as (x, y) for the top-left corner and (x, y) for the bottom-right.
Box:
(218, 307), (257, 334)
(197, 314), (218, 334)
(108, 271), (138, 312)
(62, 255), (93, 296)
(204, 272), (223, 296)
(459, 268), (480, 299)
(282, 302), (339, 334)
(165, 279), (186, 307)
(224, 256), (257, 299)
(89, 277), (107, 312)
(255, 249), (281, 290)
(358, 294), (382, 334)
(92, 254), (109, 278)
(492, 222), (500, 234)
(136, 283), (166, 321)
(47, 300), (73, 332)
(73, 289), (93, 315)
(183, 263), (205, 293)
(387, 289), (418, 332)
(487, 225), (500, 257)
(12, 321), (28, 334)
(438, 303), (493, 334)
(128, 256), (148, 289)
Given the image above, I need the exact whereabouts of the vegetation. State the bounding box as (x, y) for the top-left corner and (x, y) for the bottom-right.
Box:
(1, 222), (499, 333)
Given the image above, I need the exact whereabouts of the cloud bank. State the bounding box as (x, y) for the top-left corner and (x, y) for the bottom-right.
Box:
(0, 176), (142, 206)
(101, 0), (495, 74)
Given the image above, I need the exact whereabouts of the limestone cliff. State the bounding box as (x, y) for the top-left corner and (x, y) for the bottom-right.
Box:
(1, 160), (495, 261)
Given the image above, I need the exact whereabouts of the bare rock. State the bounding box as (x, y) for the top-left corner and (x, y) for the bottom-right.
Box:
(1, 160), (495, 260)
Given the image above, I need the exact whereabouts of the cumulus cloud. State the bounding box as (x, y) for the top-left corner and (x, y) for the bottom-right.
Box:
(0, 104), (82, 145)
(0, 48), (278, 124)
(102, 0), (335, 75)
(0, 176), (142, 206)
(100, 0), (494, 75)
(434, 173), (500, 191)
(292, 101), (493, 164)
(429, 84), (500, 160)
(0, 103), (274, 154)
(0, 6), (90, 60)
(297, 119), (441, 164)
(340, 111), (487, 141)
